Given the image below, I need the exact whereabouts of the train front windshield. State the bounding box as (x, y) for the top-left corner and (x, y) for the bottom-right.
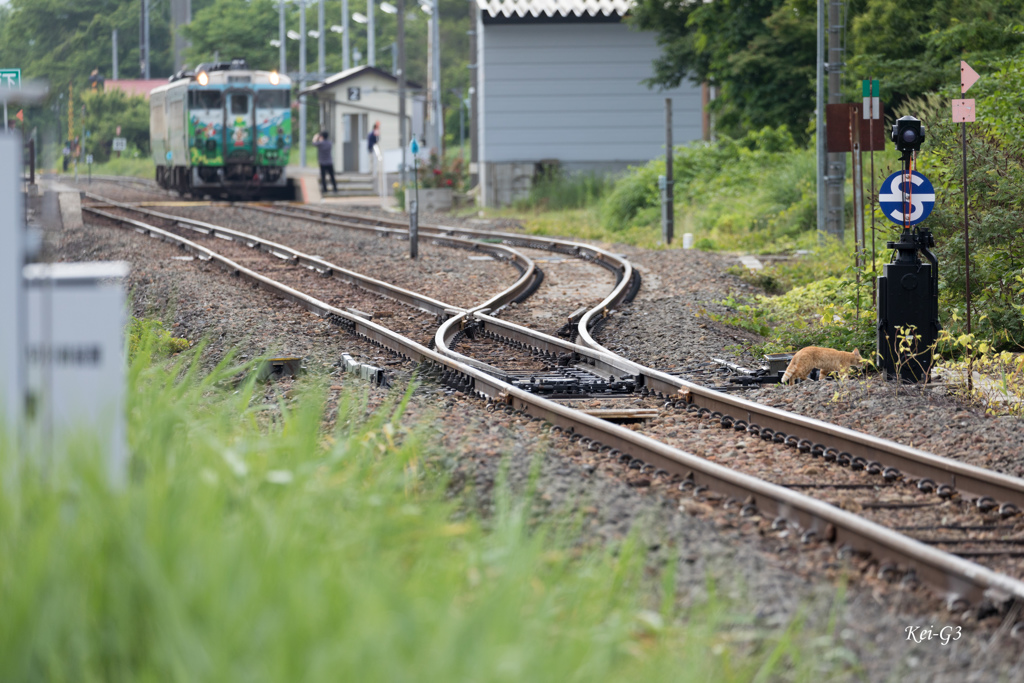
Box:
(255, 88), (292, 163)
(188, 89), (225, 165)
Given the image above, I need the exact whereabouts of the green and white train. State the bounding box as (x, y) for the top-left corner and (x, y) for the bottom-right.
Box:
(150, 58), (293, 198)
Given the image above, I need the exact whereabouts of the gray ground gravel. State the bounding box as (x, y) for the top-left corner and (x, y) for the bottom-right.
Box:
(54, 178), (1024, 680)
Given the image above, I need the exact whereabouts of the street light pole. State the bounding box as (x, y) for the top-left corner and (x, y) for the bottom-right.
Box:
(318, 0), (325, 77)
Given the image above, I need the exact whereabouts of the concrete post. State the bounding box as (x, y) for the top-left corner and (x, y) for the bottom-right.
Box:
(0, 135), (24, 434)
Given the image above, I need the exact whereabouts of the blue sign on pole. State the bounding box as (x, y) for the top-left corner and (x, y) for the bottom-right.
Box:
(410, 137), (419, 155)
(879, 170), (935, 226)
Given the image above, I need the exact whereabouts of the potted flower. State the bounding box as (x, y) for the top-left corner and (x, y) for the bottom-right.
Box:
(405, 153), (464, 213)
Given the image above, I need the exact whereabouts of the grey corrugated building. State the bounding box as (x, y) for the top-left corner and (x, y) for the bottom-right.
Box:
(474, 0), (706, 207)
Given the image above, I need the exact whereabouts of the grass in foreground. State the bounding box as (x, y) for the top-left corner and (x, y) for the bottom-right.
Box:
(0, 331), (855, 681)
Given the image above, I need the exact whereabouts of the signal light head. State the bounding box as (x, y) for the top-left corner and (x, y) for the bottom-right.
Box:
(892, 115), (925, 153)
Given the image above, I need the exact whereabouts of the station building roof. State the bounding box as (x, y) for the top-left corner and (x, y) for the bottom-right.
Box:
(476, 0), (634, 20)
(299, 65), (420, 98)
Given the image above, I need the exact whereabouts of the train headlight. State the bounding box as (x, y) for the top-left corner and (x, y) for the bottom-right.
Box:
(197, 71), (209, 86)
(269, 71), (280, 85)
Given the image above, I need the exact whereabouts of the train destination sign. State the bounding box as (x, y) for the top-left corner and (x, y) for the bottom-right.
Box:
(879, 170), (935, 226)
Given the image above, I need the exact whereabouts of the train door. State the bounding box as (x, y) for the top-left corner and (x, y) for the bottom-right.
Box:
(224, 90), (255, 160)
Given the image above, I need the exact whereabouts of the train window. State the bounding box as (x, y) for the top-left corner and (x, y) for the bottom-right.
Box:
(256, 90), (290, 109)
(189, 90), (222, 110)
(230, 95), (249, 115)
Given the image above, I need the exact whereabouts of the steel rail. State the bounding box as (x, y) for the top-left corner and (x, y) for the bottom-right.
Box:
(241, 205), (1024, 516)
(85, 195), (541, 322)
(84, 204), (1024, 611)
(243, 203), (641, 345)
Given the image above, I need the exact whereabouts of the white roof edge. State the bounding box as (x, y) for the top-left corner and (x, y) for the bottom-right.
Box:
(477, 0), (633, 19)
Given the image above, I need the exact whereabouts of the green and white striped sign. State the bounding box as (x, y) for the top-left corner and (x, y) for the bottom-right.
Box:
(862, 79), (880, 119)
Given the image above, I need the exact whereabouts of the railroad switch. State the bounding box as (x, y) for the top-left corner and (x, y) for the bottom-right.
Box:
(507, 368), (637, 398)
(257, 356), (303, 381)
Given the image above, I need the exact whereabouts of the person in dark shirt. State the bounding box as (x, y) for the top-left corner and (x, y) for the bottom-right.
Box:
(312, 130), (337, 193)
(367, 121), (380, 153)
(367, 121), (381, 174)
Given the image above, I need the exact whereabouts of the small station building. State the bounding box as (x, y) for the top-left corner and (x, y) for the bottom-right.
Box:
(474, 0), (707, 206)
(301, 65), (424, 175)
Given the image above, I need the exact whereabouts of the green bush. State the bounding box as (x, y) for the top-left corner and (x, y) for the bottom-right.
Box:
(714, 244), (875, 354)
(78, 89), (151, 163)
(908, 59), (1024, 351)
(127, 317), (189, 361)
(598, 126), (817, 252)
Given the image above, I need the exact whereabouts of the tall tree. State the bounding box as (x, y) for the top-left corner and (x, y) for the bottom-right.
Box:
(0, 0), (174, 87)
(849, 0), (1024, 106)
(629, 0), (817, 142)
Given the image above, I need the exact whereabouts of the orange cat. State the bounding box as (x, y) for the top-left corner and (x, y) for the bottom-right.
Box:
(781, 347), (863, 384)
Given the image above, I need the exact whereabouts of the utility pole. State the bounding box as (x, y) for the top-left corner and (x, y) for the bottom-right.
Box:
(825, 0), (845, 239)
(663, 98), (674, 245)
(398, 0), (406, 186)
(342, 0), (350, 71)
(368, 0), (376, 67)
(139, 0), (150, 79)
(279, 0), (286, 73)
(433, 0), (442, 153)
(815, 0), (825, 241)
(299, 0), (307, 168)
(170, 0), (191, 71)
(112, 29), (119, 80)
(426, 9), (434, 150)
(468, 0), (478, 187)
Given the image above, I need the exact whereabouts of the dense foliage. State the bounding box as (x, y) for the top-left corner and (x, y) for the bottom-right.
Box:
(629, 0), (1024, 141)
(600, 126), (816, 251)
(629, 0), (818, 142)
(76, 89), (152, 161)
(912, 58), (1024, 349)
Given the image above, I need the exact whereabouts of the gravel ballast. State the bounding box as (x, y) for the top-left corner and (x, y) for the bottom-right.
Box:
(51, 179), (1024, 680)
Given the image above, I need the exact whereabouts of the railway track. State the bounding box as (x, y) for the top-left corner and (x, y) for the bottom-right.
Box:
(82, 193), (1024, 617)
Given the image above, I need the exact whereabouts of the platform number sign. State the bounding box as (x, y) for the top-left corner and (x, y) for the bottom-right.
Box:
(879, 170), (935, 226)
(347, 87), (361, 102)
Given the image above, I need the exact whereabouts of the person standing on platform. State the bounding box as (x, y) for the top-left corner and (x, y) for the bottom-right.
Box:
(367, 121), (380, 173)
(312, 130), (337, 194)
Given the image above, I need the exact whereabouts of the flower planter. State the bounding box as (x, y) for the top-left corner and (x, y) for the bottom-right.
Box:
(405, 187), (453, 213)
